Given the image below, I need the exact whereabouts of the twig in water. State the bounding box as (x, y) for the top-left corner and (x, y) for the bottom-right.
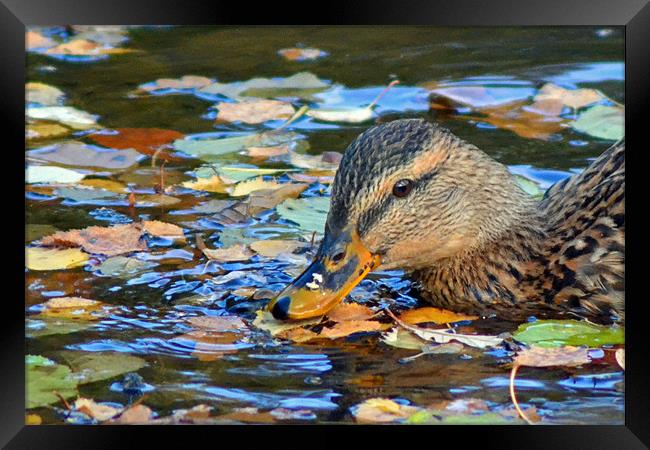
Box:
(509, 363), (534, 425)
(367, 80), (400, 110)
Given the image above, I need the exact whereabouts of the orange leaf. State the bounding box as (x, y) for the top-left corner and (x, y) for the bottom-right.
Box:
(40, 223), (146, 256)
(398, 307), (478, 325)
(88, 128), (185, 161)
(142, 220), (185, 240)
(326, 303), (376, 322)
(318, 320), (384, 339)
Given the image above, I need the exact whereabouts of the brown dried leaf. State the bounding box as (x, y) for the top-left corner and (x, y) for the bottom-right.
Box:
(74, 398), (122, 421)
(326, 303), (376, 322)
(88, 128), (184, 161)
(534, 83), (606, 110)
(249, 239), (305, 258)
(246, 145), (290, 159)
(215, 99), (295, 124)
(40, 223), (146, 256)
(26, 31), (56, 50)
(318, 320), (385, 339)
(176, 330), (241, 362)
(110, 404), (153, 424)
(142, 220), (185, 240)
(246, 183), (308, 215)
(202, 244), (254, 262)
(216, 407), (276, 424)
(186, 315), (248, 332)
(514, 345), (591, 368)
(39, 296), (108, 321)
(353, 398), (420, 424)
(182, 175), (232, 193)
(398, 307), (477, 325)
(275, 327), (320, 343)
(142, 75), (212, 92)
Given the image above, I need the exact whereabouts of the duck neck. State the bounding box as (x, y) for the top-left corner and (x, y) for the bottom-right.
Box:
(413, 200), (550, 318)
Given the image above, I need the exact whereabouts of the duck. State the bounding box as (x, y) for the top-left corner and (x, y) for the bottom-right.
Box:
(267, 118), (624, 324)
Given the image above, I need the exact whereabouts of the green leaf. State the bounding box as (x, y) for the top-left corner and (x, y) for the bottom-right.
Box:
(440, 413), (517, 425)
(198, 72), (330, 100)
(174, 132), (301, 162)
(26, 355), (78, 408)
(276, 196), (330, 233)
(514, 175), (544, 199)
(570, 105), (624, 141)
(58, 351), (147, 384)
(512, 319), (624, 348)
(195, 164), (291, 182)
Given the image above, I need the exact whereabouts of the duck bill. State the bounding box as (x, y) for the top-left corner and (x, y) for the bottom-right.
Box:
(267, 227), (380, 320)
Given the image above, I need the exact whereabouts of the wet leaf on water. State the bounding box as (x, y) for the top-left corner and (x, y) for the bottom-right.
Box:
(197, 72), (330, 100)
(26, 107), (99, 130)
(326, 303), (377, 322)
(387, 309), (502, 349)
(140, 75), (213, 92)
(534, 83), (606, 110)
(26, 82), (65, 106)
(398, 307), (478, 325)
(193, 199), (237, 214)
(249, 239), (305, 258)
(40, 223), (147, 256)
(202, 243), (254, 262)
(182, 175), (232, 193)
(208, 165), (291, 183)
(227, 178), (284, 197)
(252, 310), (322, 336)
(27, 122), (71, 140)
(288, 170), (336, 184)
(186, 315), (248, 332)
(26, 247), (89, 271)
(246, 145), (290, 159)
(108, 404), (153, 424)
(27, 141), (145, 170)
(570, 105), (624, 140)
(381, 327), (428, 350)
(38, 296), (108, 321)
(513, 345), (591, 368)
(307, 106), (375, 124)
(77, 178), (128, 193)
(58, 351), (147, 385)
(318, 320), (386, 339)
(74, 398), (122, 421)
(214, 407), (277, 424)
(26, 355), (78, 409)
(512, 319), (624, 347)
(352, 398), (420, 424)
(45, 39), (135, 57)
(275, 327), (320, 343)
(278, 47), (328, 61)
(26, 165), (85, 184)
(134, 193), (182, 207)
(26, 31), (56, 50)
(55, 186), (122, 202)
(175, 132), (301, 162)
(27, 317), (94, 338)
(276, 196), (330, 233)
(26, 224), (59, 243)
(88, 128), (185, 160)
(143, 220), (185, 240)
(288, 151), (342, 171)
(92, 256), (157, 278)
(175, 330), (243, 362)
(246, 183), (309, 215)
(214, 99), (295, 124)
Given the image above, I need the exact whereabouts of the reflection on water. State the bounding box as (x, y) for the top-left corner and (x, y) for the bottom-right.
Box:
(26, 26), (624, 424)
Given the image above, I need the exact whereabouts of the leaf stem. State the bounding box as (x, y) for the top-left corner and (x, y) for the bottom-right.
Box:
(509, 364), (534, 425)
(367, 80), (400, 110)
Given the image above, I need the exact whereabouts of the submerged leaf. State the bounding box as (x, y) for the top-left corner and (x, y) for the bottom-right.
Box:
(59, 351), (147, 384)
(26, 355), (78, 409)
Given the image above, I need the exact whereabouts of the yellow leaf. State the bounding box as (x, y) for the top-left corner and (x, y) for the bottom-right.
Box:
(215, 99), (295, 124)
(142, 220), (185, 240)
(26, 414), (42, 425)
(398, 307), (477, 325)
(39, 296), (108, 321)
(534, 83), (606, 110)
(26, 123), (70, 140)
(227, 177), (283, 197)
(26, 247), (88, 271)
(249, 239), (304, 258)
(202, 244), (254, 262)
(78, 179), (127, 193)
(252, 310), (321, 336)
(182, 175), (231, 193)
(352, 398), (420, 424)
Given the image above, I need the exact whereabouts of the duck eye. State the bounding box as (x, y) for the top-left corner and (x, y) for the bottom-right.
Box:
(392, 179), (414, 198)
(331, 250), (346, 264)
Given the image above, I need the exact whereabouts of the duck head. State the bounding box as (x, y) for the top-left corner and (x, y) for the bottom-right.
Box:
(268, 118), (533, 320)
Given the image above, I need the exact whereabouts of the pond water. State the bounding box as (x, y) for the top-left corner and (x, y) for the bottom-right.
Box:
(26, 26), (624, 424)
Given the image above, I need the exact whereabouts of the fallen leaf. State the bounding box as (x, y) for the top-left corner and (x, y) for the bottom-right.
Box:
(40, 223), (147, 256)
(319, 320), (385, 339)
(425, 82), (535, 108)
(202, 244), (254, 262)
(88, 128), (185, 160)
(26, 355), (78, 409)
(215, 407), (276, 424)
(26, 30), (56, 50)
(398, 307), (477, 325)
(174, 132), (302, 162)
(513, 345), (591, 368)
(387, 309), (502, 349)
(278, 47), (327, 61)
(55, 186), (122, 202)
(59, 351), (147, 385)
(276, 196), (330, 233)
(215, 99), (295, 124)
(26, 107), (98, 129)
(288, 170), (336, 184)
(227, 178), (284, 197)
(381, 327), (428, 350)
(134, 194), (182, 207)
(182, 175), (232, 193)
(26, 317), (94, 338)
(45, 39), (135, 57)
(26, 414), (42, 425)
(26, 82), (65, 106)
(175, 330), (243, 362)
(27, 141), (145, 169)
(246, 145), (290, 158)
(352, 398), (420, 424)
(252, 310), (322, 336)
(26, 247), (89, 271)
(74, 398), (122, 421)
(570, 105), (624, 141)
(249, 239), (305, 258)
(275, 327), (320, 343)
(534, 83), (606, 110)
(140, 75), (213, 92)
(26, 224), (59, 243)
(196, 72), (330, 100)
(109, 404), (153, 424)
(38, 297), (107, 321)
(326, 303), (376, 322)
(307, 106), (375, 123)
(246, 183), (308, 215)
(512, 319), (624, 347)
(78, 178), (128, 193)
(143, 220), (185, 240)
(92, 256), (157, 278)
(186, 315), (248, 332)
(26, 165), (85, 184)
(26, 123), (71, 140)
(288, 151), (341, 171)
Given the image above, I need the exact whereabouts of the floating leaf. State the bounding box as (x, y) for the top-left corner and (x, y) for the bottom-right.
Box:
(88, 128), (185, 160)
(570, 105), (624, 140)
(202, 244), (254, 262)
(227, 178), (284, 197)
(26, 224), (58, 243)
(534, 83), (606, 110)
(26, 107), (98, 129)
(318, 320), (385, 339)
(109, 404), (153, 424)
(513, 345), (591, 368)
(307, 107), (375, 123)
(26, 165), (85, 184)
(59, 351), (147, 384)
(381, 327), (428, 350)
(26, 122), (71, 140)
(249, 239), (305, 258)
(45, 39), (135, 57)
(252, 310), (322, 336)
(26, 30), (56, 50)
(26, 355), (78, 409)
(27, 316), (94, 338)
(288, 151), (341, 171)
(182, 175), (231, 193)
(398, 307), (477, 325)
(425, 82), (536, 108)
(27, 141), (145, 170)
(74, 398), (122, 421)
(197, 72), (330, 100)
(143, 220), (185, 240)
(326, 303), (376, 322)
(26, 82), (65, 106)
(352, 398), (420, 424)
(186, 315), (248, 332)
(214, 99), (295, 124)
(278, 47), (328, 61)
(26, 247), (89, 271)
(246, 183), (308, 215)
(55, 186), (122, 202)
(40, 223), (147, 256)
(512, 319), (624, 347)
(175, 132), (300, 162)
(246, 145), (290, 159)
(26, 414), (43, 425)
(92, 256), (157, 278)
(38, 296), (108, 321)
(276, 196), (330, 232)
(78, 178), (128, 193)
(140, 75), (213, 92)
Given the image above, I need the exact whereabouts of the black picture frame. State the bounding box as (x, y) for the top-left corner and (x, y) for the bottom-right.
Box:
(3, 1), (648, 448)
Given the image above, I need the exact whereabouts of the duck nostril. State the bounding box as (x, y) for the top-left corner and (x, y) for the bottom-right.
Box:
(331, 251), (346, 263)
